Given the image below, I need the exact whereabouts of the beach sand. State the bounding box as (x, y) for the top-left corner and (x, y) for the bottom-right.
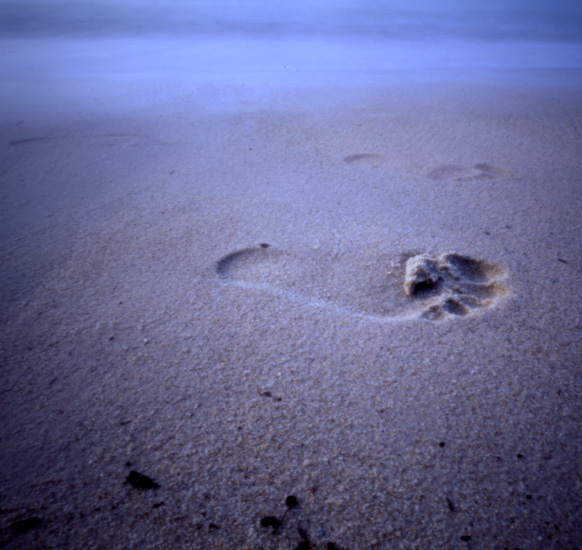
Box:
(1, 36), (582, 549)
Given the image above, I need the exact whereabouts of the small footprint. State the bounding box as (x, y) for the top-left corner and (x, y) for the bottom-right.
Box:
(215, 244), (508, 322)
(8, 134), (166, 148)
(344, 153), (384, 165)
(9, 136), (61, 146)
(102, 133), (166, 148)
(427, 163), (512, 182)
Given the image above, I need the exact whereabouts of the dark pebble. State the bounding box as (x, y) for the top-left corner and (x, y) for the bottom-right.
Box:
(517, 453), (524, 459)
(461, 535), (472, 542)
(327, 543), (339, 550)
(259, 243), (270, 248)
(261, 516), (281, 528)
(209, 523), (219, 529)
(439, 441), (446, 447)
(152, 501), (165, 509)
(126, 470), (160, 490)
(11, 517), (41, 533)
(298, 527), (309, 540)
(286, 495), (298, 508)
(295, 542), (310, 550)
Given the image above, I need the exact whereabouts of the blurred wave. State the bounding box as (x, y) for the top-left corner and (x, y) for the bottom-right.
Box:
(1, 0), (581, 42)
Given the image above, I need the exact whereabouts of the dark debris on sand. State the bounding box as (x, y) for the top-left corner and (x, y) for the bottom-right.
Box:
(126, 470), (160, 490)
(10, 517), (42, 533)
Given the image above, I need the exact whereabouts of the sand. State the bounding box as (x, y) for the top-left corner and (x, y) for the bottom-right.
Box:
(1, 36), (582, 549)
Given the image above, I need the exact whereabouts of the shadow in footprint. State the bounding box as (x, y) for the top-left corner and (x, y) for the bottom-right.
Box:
(216, 243), (271, 276)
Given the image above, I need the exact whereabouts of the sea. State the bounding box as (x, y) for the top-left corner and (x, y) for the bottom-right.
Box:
(1, 0), (582, 93)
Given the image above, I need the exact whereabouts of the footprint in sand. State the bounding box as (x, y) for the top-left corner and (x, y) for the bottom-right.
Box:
(215, 244), (508, 322)
(344, 153), (385, 166)
(427, 163), (512, 181)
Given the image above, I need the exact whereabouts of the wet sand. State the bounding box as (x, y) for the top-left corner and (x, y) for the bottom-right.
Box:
(1, 37), (582, 549)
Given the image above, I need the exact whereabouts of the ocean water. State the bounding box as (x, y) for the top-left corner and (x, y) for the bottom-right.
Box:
(1, 0), (582, 43)
(1, 0), (581, 96)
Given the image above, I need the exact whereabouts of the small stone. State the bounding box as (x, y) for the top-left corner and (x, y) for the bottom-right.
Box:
(10, 517), (41, 533)
(286, 495), (298, 508)
(461, 535), (472, 542)
(261, 516), (281, 528)
(126, 470), (160, 490)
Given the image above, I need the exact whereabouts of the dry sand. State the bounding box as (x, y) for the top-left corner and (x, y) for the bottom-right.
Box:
(1, 37), (582, 549)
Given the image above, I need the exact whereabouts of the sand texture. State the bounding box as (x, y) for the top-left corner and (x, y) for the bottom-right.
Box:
(1, 37), (582, 549)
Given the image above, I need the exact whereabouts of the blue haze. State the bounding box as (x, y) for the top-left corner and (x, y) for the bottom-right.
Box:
(1, 1), (581, 90)
(1, 0), (581, 43)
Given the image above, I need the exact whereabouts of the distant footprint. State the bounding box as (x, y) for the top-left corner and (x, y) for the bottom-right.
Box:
(102, 133), (164, 148)
(427, 163), (511, 181)
(9, 136), (61, 146)
(215, 244), (508, 322)
(8, 133), (166, 148)
(344, 153), (384, 166)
